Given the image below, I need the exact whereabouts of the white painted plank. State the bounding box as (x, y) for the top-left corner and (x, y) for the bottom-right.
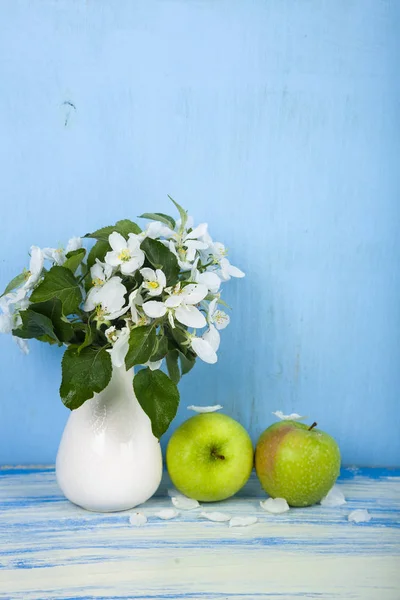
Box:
(0, 468), (399, 599)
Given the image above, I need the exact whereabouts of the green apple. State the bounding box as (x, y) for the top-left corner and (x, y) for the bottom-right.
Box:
(166, 413), (254, 502)
(255, 421), (341, 507)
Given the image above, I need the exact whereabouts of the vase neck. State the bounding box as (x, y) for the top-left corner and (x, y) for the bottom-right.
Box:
(110, 365), (134, 385)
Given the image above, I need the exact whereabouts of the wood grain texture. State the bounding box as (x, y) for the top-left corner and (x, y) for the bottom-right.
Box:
(0, 467), (399, 599)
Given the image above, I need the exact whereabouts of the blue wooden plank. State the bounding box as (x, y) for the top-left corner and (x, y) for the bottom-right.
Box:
(0, 467), (399, 598)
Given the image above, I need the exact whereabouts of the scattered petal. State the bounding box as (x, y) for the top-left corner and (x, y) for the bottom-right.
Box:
(348, 509), (371, 523)
(129, 512), (147, 526)
(188, 405), (223, 413)
(154, 509), (179, 520)
(229, 516), (258, 528)
(200, 511), (231, 522)
(167, 488), (181, 498)
(171, 496), (200, 510)
(320, 485), (346, 507)
(260, 498), (290, 514)
(272, 411), (306, 421)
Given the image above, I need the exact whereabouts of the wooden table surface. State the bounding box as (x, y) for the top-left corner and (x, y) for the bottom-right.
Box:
(0, 466), (399, 600)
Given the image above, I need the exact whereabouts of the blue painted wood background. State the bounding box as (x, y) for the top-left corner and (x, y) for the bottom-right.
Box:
(0, 0), (399, 466)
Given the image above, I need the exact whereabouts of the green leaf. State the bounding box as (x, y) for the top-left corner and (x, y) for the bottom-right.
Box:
(63, 248), (86, 273)
(84, 219), (141, 242)
(12, 309), (59, 343)
(169, 325), (189, 347)
(151, 335), (169, 361)
(60, 346), (112, 410)
(139, 212), (176, 229)
(125, 325), (157, 370)
(133, 368), (180, 438)
(179, 350), (196, 375)
(166, 349), (180, 384)
(29, 299), (74, 342)
(1, 272), (26, 297)
(30, 266), (82, 316)
(140, 238), (179, 285)
(168, 195), (187, 231)
(87, 240), (111, 269)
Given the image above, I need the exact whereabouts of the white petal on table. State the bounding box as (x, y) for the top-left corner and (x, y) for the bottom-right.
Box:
(154, 509), (179, 520)
(348, 509), (372, 523)
(200, 511), (231, 522)
(187, 405), (223, 413)
(171, 496), (200, 510)
(260, 498), (290, 514)
(320, 485), (346, 507)
(229, 516), (258, 528)
(128, 512), (147, 527)
(272, 411), (305, 421)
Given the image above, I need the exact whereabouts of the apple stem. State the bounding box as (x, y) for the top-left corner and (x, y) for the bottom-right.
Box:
(308, 422), (318, 431)
(211, 449), (225, 460)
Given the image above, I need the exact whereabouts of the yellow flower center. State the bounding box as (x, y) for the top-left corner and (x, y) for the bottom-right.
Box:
(118, 249), (131, 262)
(214, 311), (226, 324)
(146, 281), (159, 289)
(92, 277), (104, 287)
(95, 305), (105, 319)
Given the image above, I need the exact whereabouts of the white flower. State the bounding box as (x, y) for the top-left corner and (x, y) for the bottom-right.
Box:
(182, 223), (209, 262)
(105, 232), (145, 275)
(128, 289), (144, 324)
(142, 283), (208, 329)
(42, 237), (82, 266)
(140, 268), (166, 297)
(167, 222), (210, 270)
(144, 221), (174, 240)
(218, 257), (245, 281)
(165, 283), (208, 328)
(65, 237), (82, 254)
(23, 246), (44, 290)
(190, 259), (221, 294)
(84, 276), (128, 321)
(168, 241), (193, 271)
(106, 326), (130, 368)
(142, 300), (168, 320)
(208, 298), (230, 330)
(0, 293), (30, 354)
(199, 237), (244, 281)
(191, 331), (218, 364)
(85, 261), (114, 310)
(90, 260), (113, 287)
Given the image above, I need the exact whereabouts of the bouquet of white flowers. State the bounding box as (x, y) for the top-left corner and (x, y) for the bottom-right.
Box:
(0, 198), (244, 437)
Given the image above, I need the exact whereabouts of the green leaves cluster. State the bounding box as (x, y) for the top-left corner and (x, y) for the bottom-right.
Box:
(4, 198), (198, 438)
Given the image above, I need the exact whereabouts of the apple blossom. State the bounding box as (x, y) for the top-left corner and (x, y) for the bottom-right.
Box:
(84, 276), (128, 322)
(23, 246), (44, 290)
(42, 237), (82, 266)
(105, 232), (145, 275)
(140, 268), (166, 297)
(208, 298), (230, 330)
(0, 197), (245, 442)
(106, 326), (130, 368)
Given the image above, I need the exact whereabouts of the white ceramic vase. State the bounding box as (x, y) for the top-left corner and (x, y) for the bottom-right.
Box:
(56, 366), (163, 512)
